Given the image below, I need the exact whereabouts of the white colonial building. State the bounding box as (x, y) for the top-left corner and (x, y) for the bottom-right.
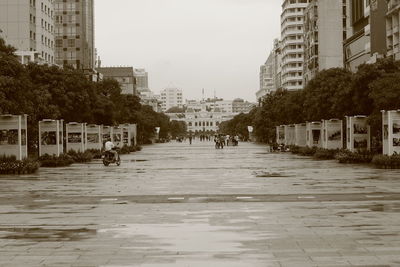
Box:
(167, 111), (236, 135)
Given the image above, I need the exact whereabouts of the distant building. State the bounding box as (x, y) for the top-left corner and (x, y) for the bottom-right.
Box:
(54, 0), (95, 70)
(257, 51), (275, 101)
(232, 98), (255, 114)
(0, 0), (55, 65)
(133, 69), (149, 93)
(167, 111), (236, 135)
(161, 88), (183, 112)
(386, 0), (400, 60)
(280, 0), (309, 90)
(96, 67), (136, 95)
(344, 0), (387, 71)
(303, 0), (344, 85)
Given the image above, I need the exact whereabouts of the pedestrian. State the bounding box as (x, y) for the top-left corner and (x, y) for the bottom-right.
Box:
(189, 135), (192, 145)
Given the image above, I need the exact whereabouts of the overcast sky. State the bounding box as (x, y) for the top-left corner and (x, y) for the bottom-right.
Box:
(95, 0), (281, 102)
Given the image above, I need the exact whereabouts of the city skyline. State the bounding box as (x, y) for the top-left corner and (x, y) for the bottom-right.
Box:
(95, 0), (281, 102)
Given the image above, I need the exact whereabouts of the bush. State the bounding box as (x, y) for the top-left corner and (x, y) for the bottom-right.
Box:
(86, 149), (103, 159)
(289, 145), (301, 154)
(336, 150), (374, 164)
(0, 155), (39, 174)
(313, 148), (339, 160)
(372, 154), (400, 169)
(67, 150), (93, 163)
(39, 154), (74, 167)
(119, 145), (143, 155)
(298, 146), (318, 156)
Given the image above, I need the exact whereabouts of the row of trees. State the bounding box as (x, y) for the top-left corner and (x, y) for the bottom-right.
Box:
(222, 58), (400, 147)
(0, 38), (185, 150)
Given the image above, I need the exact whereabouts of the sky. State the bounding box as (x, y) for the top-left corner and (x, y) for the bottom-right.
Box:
(95, 0), (281, 102)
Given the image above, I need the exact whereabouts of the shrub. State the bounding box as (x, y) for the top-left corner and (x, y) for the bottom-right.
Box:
(336, 150), (374, 164)
(86, 149), (102, 159)
(298, 146), (318, 156)
(39, 154), (74, 167)
(119, 145), (142, 154)
(0, 155), (39, 174)
(313, 148), (339, 160)
(67, 150), (93, 163)
(289, 145), (301, 154)
(372, 154), (400, 169)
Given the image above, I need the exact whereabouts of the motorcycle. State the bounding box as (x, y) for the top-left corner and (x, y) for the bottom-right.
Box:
(102, 149), (121, 166)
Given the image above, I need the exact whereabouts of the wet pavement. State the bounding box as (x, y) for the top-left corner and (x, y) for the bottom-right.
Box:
(1, 141), (400, 266)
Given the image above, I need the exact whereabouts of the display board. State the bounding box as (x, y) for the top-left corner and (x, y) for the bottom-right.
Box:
(276, 125), (285, 144)
(102, 126), (112, 145)
(346, 116), (370, 152)
(382, 111), (389, 155)
(39, 119), (63, 156)
(130, 124), (137, 146)
(306, 122), (321, 147)
(0, 114), (28, 160)
(295, 123), (307, 147)
(382, 110), (400, 155)
(284, 125), (295, 146)
(321, 119), (343, 149)
(120, 124), (132, 147)
(66, 122), (86, 152)
(86, 124), (102, 150)
(112, 126), (123, 147)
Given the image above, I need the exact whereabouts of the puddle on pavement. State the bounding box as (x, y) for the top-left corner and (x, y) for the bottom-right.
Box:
(253, 171), (292, 178)
(0, 227), (96, 242)
(130, 159), (149, 162)
(99, 223), (267, 254)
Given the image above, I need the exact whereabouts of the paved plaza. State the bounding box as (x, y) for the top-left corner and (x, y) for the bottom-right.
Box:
(1, 141), (400, 266)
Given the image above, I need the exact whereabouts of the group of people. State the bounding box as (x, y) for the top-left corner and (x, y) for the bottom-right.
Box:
(214, 134), (239, 149)
(176, 134), (240, 148)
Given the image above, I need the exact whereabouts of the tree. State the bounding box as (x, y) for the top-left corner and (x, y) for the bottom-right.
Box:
(166, 106), (185, 113)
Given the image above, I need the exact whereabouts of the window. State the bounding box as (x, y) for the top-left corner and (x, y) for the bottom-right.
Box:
(68, 39), (75, 47)
(55, 39), (63, 47)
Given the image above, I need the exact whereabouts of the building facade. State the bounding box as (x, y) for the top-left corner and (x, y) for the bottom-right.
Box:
(303, 0), (344, 84)
(232, 98), (255, 114)
(167, 111), (236, 135)
(280, 0), (309, 91)
(0, 0), (55, 64)
(344, 0), (387, 71)
(160, 88), (183, 112)
(257, 51), (275, 101)
(96, 67), (136, 95)
(54, 0), (94, 70)
(133, 69), (149, 94)
(386, 0), (400, 60)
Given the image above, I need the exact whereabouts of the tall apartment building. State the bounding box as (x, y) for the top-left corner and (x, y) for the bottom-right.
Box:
(280, 0), (309, 91)
(344, 0), (387, 71)
(54, 0), (94, 70)
(386, 0), (400, 60)
(303, 0), (344, 84)
(257, 52), (275, 101)
(96, 67), (136, 95)
(160, 88), (183, 112)
(0, 0), (55, 64)
(133, 69), (149, 94)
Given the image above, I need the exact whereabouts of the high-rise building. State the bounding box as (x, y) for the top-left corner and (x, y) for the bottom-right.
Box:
(160, 88), (183, 112)
(303, 0), (344, 84)
(0, 0), (55, 64)
(386, 0), (400, 60)
(257, 52), (275, 101)
(133, 69), (149, 93)
(280, 0), (309, 91)
(96, 67), (136, 95)
(54, 0), (94, 70)
(344, 0), (387, 71)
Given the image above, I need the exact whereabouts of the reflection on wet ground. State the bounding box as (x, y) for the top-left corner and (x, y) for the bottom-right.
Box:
(0, 141), (400, 266)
